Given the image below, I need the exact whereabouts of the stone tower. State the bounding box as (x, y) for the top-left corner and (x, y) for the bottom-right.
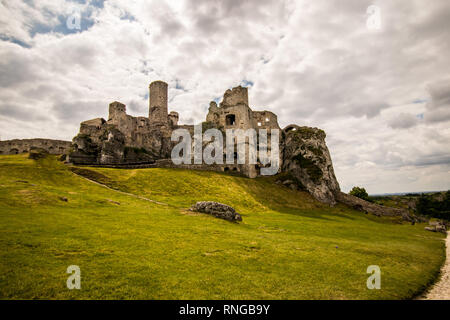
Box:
(108, 101), (126, 123)
(149, 80), (168, 125)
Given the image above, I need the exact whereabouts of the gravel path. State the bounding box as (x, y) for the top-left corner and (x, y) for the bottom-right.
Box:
(421, 234), (450, 300)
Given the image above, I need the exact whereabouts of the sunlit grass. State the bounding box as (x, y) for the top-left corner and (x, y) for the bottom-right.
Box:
(0, 154), (445, 299)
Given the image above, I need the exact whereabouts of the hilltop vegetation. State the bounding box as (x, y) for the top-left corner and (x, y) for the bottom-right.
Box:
(0, 154), (445, 299)
(370, 192), (450, 220)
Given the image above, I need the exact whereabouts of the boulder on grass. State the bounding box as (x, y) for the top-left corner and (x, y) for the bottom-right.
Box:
(431, 221), (447, 234)
(425, 222), (447, 234)
(190, 201), (242, 222)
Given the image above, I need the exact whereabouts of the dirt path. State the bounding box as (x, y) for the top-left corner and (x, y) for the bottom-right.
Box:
(71, 170), (171, 207)
(421, 234), (450, 300)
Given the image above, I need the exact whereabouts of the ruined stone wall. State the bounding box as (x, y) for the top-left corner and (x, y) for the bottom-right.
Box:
(80, 118), (106, 136)
(107, 101), (134, 140)
(0, 139), (72, 155)
(252, 111), (280, 130)
(154, 159), (243, 174)
(168, 111), (179, 127)
(73, 159), (244, 175)
(206, 86), (280, 132)
(204, 85), (283, 179)
(221, 86), (248, 107)
(224, 105), (253, 130)
(106, 101), (166, 151)
(207, 102), (250, 129)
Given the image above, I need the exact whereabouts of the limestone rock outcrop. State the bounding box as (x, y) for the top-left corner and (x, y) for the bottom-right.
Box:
(282, 125), (340, 205)
(425, 221), (447, 234)
(190, 201), (242, 222)
(70, 120), (165, 165)
(335, 192), (415, 221)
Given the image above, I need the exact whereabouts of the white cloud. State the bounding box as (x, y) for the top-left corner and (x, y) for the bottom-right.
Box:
(387, 113), (419, 129)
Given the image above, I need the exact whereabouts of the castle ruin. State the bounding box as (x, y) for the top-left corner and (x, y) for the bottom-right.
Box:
(0, 81), (342, 204)
(0, 80), (419, 216)
(69, 81), (341, 204)
(70, 81), (283, 179)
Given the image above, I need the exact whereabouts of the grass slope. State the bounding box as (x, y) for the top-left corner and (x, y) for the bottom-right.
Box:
(0, 154), (445, 299)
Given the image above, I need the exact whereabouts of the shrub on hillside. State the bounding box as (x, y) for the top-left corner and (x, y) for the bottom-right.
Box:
(349, 186), (370, 202)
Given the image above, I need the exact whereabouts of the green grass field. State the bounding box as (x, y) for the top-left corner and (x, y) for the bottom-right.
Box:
(0, 154), (445, 299)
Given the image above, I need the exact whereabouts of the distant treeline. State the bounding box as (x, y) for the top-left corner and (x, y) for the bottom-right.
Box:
(416, 191), (450, 220)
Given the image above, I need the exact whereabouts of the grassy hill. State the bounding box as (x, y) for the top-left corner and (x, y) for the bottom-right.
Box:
(0, 154), (445, 299)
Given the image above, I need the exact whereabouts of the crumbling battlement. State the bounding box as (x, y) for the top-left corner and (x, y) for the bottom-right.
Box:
(206, 86), (280, 132)
(221, 86), (249, 107)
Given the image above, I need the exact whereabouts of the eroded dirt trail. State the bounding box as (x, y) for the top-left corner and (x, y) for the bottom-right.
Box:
(71, 169), (171, 207)
(422, 234), (450, 300)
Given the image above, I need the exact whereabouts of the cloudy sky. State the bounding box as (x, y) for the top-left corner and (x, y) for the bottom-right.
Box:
(0, 0), (449, 194)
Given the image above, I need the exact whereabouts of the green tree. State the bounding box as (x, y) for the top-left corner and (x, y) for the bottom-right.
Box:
(349, 186), (370, 201)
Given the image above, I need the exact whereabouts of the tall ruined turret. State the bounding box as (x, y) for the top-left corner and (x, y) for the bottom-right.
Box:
(149, 81), (168, 125)
(108, 101), (126, 124)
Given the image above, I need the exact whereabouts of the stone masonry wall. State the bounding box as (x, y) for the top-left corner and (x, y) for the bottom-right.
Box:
(0, 139), (72, 155)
